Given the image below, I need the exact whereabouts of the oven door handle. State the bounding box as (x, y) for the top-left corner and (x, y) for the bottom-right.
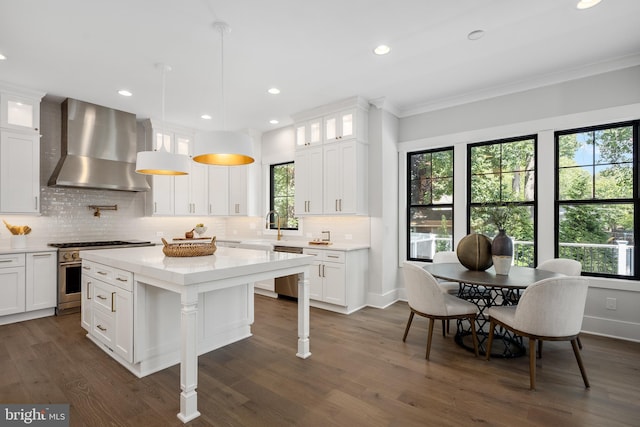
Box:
(60, 262), (82, 267)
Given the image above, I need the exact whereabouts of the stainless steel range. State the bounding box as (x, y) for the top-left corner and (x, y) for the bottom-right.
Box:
(48, 240), (154, 314)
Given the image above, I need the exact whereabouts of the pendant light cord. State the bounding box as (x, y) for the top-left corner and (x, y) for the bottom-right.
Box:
(219, 24), (226, 130)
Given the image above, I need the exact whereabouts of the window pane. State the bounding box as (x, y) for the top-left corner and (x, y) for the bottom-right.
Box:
(271, 162), (298, 230)
(432, 178), (453, 204)
(408, 148), (454, 261)
(558, 203), (634, 276)
(594, 126), (633, 164)
(409, 207), (453, 259)
(594, 163), (633, 199)
(500, 171), (535, 202)
(558, 166), (593, 200)
(470, 144), (501, 175)
(470, 204), (535, 267)
(470, 173), (501, 203)
(410, 176), (432, 205)
(501, 139), (535, 172)
(432, 150), (453, 176)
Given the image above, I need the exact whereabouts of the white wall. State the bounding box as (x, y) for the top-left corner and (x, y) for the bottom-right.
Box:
(368, 105), (401, 308)
(396, 65), (640, 342)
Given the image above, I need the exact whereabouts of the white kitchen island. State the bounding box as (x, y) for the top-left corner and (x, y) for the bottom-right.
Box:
(80, 245), (313, 423)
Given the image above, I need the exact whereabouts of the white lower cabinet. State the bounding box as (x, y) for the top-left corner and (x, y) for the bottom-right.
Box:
(0, 251), (56, 323)
(82, 260), (134, 363)
(0, 254), (25, 316)
(25, 252), (56, 311)
(303, 247), (368, 314)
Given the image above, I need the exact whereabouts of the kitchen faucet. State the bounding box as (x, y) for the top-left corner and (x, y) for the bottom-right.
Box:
(265, 210), (283, 241)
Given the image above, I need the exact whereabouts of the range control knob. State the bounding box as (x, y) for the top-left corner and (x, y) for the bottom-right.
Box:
(71, 252), (79, 260)
(63, 252), (71, 261)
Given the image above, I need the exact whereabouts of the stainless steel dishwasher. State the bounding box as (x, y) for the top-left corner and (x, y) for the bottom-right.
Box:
(273, 245), (304, 298)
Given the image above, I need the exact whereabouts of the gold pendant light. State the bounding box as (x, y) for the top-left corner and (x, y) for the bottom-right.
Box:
(193, 21), (255, 166)
(136, 64), (191, 175)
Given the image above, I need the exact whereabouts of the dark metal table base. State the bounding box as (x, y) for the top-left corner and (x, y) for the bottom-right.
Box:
(456, 283), (525, 358)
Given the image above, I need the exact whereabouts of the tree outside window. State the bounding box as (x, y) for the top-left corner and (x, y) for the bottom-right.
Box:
(556, 122), (637, 278)
(270, 162), (298, 230)
(407, 148), (453, 261)
(468, 136), (536, 267)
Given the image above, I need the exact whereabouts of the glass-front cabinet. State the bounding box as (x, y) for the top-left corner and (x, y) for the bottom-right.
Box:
(295, 117), (323, 147)
(0, 92), (40, 132)
(324, 109), (355, 142)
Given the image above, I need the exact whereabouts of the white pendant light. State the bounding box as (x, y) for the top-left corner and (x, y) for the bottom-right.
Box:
(136, 64), (191, 175)
(193, 21), (255, 166)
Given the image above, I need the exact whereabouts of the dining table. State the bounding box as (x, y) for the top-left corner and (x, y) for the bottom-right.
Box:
(422, 263), (563, 358)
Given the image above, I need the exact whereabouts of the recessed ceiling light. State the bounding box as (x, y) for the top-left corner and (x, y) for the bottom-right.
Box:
(269, 119), (279, 125)
(201, 114), (212, 120)
(576, 0), (601, 9)
(0, 53), (6, 60)
(467, 30), (485, 41)
(373, 45), (391, 55)
(267, 87), (280, 95)
(118, 89), (132, 97)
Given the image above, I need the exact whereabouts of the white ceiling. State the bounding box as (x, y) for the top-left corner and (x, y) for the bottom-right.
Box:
(1, 0), (639, 134)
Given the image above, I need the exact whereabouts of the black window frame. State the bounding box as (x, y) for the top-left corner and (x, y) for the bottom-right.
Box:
(467, 135), (538, 267)
(554, 120), (639, 280)
(269, 161), (298, 231)
(406, 146), (455, 262)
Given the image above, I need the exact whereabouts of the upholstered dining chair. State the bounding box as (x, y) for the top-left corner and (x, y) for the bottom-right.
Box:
(402, 261), (479, 359)
(486, 276), (590, 390)
(537, 258), (584, 353)
(432, 251), (461, 295)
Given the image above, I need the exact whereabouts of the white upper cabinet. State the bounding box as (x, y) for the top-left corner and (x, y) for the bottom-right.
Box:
(0, 131), (40, 213)
(174, 133), (207, 216)
(0, 85), (44, 215)
(292, 96), (369, 216)
(295, 117), (322, 147)
(0, 91), (41, 133)
(294, 146), (323, 215)
(323, 141), (368, 215)
(324, 109), (356, 142)
(148, 129), (175, 215)
(207, 166), (230, 216)
(228, 166), (248, 216)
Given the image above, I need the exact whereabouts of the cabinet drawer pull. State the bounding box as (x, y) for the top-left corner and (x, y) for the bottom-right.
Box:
(0, 259), (12, 263)
(322, 264), (326, 277)
(82, 266), (91, 270)
(97, 294), (107, 300)
(87, 282), (92, 299)
(327, 255), (339, 259)
(111, 292), (116, 312)
(32, 253), (51, 258)
(318, 264), (322, 277)
(97, 271), (108, 275)
(116, 277), (128, 282)
(96, 325), (107, 332)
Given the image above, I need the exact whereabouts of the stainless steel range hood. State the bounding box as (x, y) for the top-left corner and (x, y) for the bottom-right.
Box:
(48, 98), (150, 192)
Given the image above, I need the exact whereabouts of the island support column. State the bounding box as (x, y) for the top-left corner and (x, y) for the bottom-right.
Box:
(297, 269), (311, 359)
(177, 287), (201, 423)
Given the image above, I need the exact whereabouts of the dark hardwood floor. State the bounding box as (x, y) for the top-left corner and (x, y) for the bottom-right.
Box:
(1, 296), (639, 426)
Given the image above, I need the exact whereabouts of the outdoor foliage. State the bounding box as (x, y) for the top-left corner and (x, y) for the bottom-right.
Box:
(271, 162), (298, 229)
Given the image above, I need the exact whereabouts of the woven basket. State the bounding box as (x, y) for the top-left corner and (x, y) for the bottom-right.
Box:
(161, 237), (217, 257)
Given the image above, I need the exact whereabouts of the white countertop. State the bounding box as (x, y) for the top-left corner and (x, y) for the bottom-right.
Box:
(0, 244), (57, 255)
(216, 238), (369, 251)
(80, 245), (314, 286)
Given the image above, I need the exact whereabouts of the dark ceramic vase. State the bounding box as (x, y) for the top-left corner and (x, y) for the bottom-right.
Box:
(492, 229), (513, 275)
